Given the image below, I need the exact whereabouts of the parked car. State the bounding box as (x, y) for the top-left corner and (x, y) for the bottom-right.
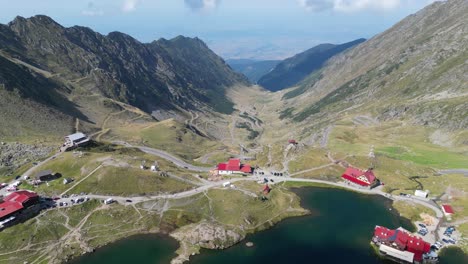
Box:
(126, 199), (133, 203)
(6, 186), (17, 192)
(12, 181), (21, 187)
(442, 238), (449, 243)
(418, 223), (427, 228)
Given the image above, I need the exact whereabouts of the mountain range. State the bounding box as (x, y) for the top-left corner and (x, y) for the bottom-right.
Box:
(257, 38), (366, 91)
(277, 0), (467, 130)
(226, 59), (280, 83)
(0, 15), (248, 138)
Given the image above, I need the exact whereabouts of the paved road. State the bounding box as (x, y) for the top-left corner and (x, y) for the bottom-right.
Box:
(54, 175), (444, 219)
(438, 169), (468, 176)
(112, 141), (212, 172)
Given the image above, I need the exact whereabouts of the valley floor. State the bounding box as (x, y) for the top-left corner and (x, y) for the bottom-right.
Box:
(0, 85), (467, 263)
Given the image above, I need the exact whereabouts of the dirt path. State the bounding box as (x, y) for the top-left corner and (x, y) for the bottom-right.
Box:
(60, 164), (103, 196)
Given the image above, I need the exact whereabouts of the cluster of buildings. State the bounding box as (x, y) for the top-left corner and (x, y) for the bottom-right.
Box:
(216, 158), (252, 175)
(341, 166), (378, 188)
(0, 190), (40, 229)
(372, 226), (438, 264)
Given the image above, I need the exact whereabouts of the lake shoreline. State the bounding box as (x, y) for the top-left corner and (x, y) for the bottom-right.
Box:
(68, 183), (466, 264)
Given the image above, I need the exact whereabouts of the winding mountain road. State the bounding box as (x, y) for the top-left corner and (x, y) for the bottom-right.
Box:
(112, 141), (212, 172)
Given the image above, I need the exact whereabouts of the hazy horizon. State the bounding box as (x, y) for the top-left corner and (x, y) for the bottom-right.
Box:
(0, 0), (438, 60)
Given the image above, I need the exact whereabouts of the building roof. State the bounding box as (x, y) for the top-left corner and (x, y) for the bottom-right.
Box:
(373, 226), (431, 262)
(442, 204), (454, 214)
(226, 159), (241, 171)
(66, 132), (86, 142)
(342, 167), (376, 186)
(240, 164), (252, 173)
(36, 170), (53, 178)
(379, 244), (414, 263)
(217, 163), (228, 171)
(0, 191), (38, 219)
(4, 191), (38, 204)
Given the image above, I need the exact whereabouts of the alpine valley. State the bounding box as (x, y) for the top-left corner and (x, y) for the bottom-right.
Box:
(0, 0), (467, 264)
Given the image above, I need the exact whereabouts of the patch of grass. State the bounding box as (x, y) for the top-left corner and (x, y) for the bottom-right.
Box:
(288, 148), (330, 173)
(392, 200), (434, 222)
(106, 119), (221, 163)
(236, 122), (259, 140)
(293, 72), (372, 122)
(72, 165), (194, 196)
(282, 70), (322, 100)
(279, 107), (295, 120)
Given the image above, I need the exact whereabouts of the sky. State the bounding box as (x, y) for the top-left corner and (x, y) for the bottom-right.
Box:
(0, 0), (439, 59)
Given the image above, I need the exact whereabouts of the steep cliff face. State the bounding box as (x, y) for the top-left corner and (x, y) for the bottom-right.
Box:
(0, 15), (248, 117)
(283, 0), (467, 129)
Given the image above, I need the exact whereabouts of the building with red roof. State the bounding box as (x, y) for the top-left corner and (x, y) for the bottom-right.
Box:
(0, 190), (39, 221)
(441, 204), (454, 216)
(341, 167), (377, 188)
(263, 184), (271, 195)
(372, 226), (436, 264)
(217, 158), (253, 175)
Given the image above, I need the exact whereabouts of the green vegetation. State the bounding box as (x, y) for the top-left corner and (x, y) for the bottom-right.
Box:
(240, 112), (263, 125)
(282, 70), (322, 100)
(392, 201), (434, 221)
(279, 107), (295, 120)
(293, 72), (371, 122)
(72, 166), (194, 196)
(25, 146), (198, 196)
(236, 122), (259, 140)
(288, 148), (330, 173)
(106, 119), (221, 163)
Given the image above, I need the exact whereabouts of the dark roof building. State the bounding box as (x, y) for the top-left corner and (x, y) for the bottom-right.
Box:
(35, 170), (56, 181)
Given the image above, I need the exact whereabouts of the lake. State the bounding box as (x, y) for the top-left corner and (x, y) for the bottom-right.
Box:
(72, 187), (466, 264)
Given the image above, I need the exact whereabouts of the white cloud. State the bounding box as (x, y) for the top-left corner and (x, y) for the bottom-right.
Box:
(184, 0), (220, 11)
(81, 10), (104, 16)
(298, 0), (334, 12)
(122, 0), (139, 12)
(82, 1), (104, 16)
(298, 0), (405, 12)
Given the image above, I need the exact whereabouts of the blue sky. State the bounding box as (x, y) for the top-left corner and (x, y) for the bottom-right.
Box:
(0, 0), (438, 59)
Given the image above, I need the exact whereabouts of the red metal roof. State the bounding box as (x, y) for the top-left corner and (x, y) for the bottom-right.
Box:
(4, 190), (38, 204)
(373, 226), (431, 262)
(0, 201), (23, 219)
(240, 165), (252, 173)
(217, 163), (227, 170)
(442, 204), (454, 214)
(0, 191), (38, 219)
(226, 159), (241, 171)
(342, 174), (370, 186)
(341, 167), (376, 186)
